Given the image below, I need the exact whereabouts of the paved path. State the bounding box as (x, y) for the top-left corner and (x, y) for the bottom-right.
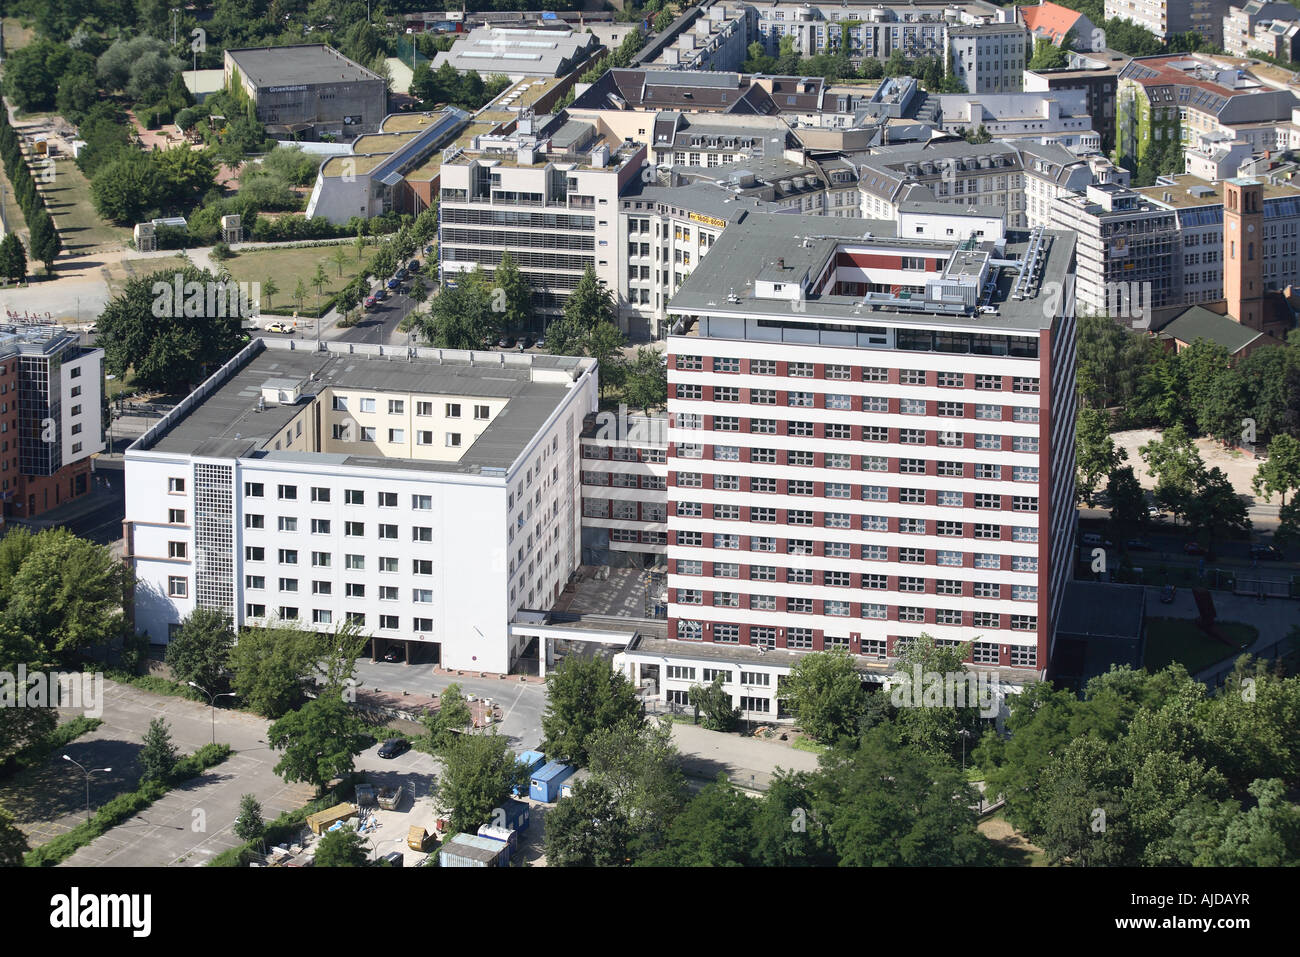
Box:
(668, 721), (820, 792)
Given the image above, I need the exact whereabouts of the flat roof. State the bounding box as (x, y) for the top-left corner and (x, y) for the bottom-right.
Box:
(227, 44), (381, 88)
(667, 212), (1074, 332)
(136, 341), (592, 474)
(1056, 581), (1145, 641)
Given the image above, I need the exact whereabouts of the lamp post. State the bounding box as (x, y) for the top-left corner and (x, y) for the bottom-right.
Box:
(958, 728), (973, 772)
(188, 682), (237, 745)
(367, 835), (405, 863)
(62, 755), (112, 823)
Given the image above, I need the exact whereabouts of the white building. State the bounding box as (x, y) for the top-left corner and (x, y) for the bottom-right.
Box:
(948, 21), (1029, 94)
(125, 338), (598, 674)
(936, 91), (1100, 152)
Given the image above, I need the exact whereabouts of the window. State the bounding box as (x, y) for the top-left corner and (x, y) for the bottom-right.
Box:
(168, 576), (187, 598)
(1013, 376), (1039, 394)
(937, 371), (964, 388)
(413, 559), (433, 575)
(359, 398), (376, 413)
(245, 546), (264, 562)
(244, 482), (264, 497)
(788, 391), (814, 408)
(246, 604), (266, 619)
(311, 487), (330, 503)
(279, 549), (298, 565)
(345, 489), (364, 506)
(345, 521), (364, 537)
(278, 484), (297, 501)
(332, 396), (349, 411)
(311, 518), (330, 534)
(167, 540), (188, 559)
(412, 526), (433, 542)
(900, 369), (926, 385)
(713, 357), (740, 373)
(976, 374), (1002, 391)
(1012, 436), (1038, 453)
(245, 514), (265, 530)
(900, 428), (925, 445)
(311, 551), (331, 568)
(900, 398), (926, 416)
(751, 388), (777, 405)
(475, 405), (490, 420)
(345, 554), (365, 571)
(446, 433), (462, 447)
(168, 477), (186, 493)
(279, 577), (299, 593)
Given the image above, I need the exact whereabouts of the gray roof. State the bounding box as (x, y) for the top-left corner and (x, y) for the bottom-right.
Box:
(1056, 581), (1145, 641)
(1160, 306), (1264, 353)
(667, 212), (1074, 333)
(137, 341), (592, 475)
(622, 179), (770, 220)
(227, 45), (381, 88)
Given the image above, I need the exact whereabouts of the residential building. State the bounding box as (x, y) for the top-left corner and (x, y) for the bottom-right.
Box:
(1023, 48), (1131, 153)
(626, 212), (1078, 716)
(948, 21), (1030, 94)
(1019, 1), (1105, 51)
(223, 45), (387, 140)
(1223, 1), (1300, 58)
(648, 3), (753, 72)
(124, 338), (598, 673)
(935, 90), (1100, 152)
(1104, 0), (1233, 46)
(0, 325), (104, 521)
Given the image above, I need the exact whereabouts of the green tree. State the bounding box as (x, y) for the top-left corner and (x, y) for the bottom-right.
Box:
(314, 825), (369, 866)
(688, 676), (740, 732)
(622, 347), (667, 412)
(1139, 424), (1205, 522)
(541, 655), (643, 766)
(293, 277), (307, 312)
(0, 234), (28, 285)
(234, 793), (265, 845)
(1076, 407), (1125, 506)
(639, 774), (756, 866)
(562, 265), (615, 330)
(752, 771), (836, 866)
(27, 209), (62, 275)
(408, 276), (428, 309)
(1277, 498), (1300, 550)
(419, 278), (497, 350)
(544, 778), (637, 866)
(91, 151), (166, 224)
(1028, 36), (1070, 71)
(436, 731), (527, 836)
(140, 717), (178, 784)
(889, 634), (981, 760)
(267, 693), (368, 793)
(585, 718), (685, 855)
(1253, 434), (1300, 505)
(154, 146), (217, 209)
(331, 246), (349, 278)
(228, 623), (323, 719)
(587, 322), (626, 396)
(1107, 464), (1148, 541)
(164, 607), (234, 693)
(1184, 466), (1252, 549)
(490, 250), (532, 333)
(779, 650), (867, 744)
(0, 805), (30, 867)
(423, 681), (472, 751)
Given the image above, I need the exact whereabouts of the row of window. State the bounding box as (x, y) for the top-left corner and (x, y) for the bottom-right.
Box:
(581, 445), (667, 463)
(675, 357), (1039, 392)
(672, 531), (1038, 553)
(677, 456), (1034, 479)
(674, 561), (1038, 589)
(665, 665), (772, 686)
(675, 497), (1039, 521)
(671, 593), (1039, 626)
(243, 548), (437, 568)
(243, 486), (434, 507)
(675, 388), (1040, 418)
(245, 577), (435, 602)
(330, 397), (491, 419)
(329, 425), (463, 447)
(242, 608), (436, 631)
(674, 432), (1041, 454)
(581, 471), (667, 489)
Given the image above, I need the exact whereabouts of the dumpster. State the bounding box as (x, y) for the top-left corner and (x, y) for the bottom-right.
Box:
(407, 825), (431, 851)
(529, 761), (575, 803)
(306, 802), (357, 836)
(440, 832), (509, 867)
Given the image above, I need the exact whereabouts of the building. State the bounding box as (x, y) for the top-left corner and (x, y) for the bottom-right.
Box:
(1050, 581), (1146, 689)
(647, 3), (752, 72)
(430, 26), (600, 78)
(948, 21), (1029, 94)
(1182, 130), (1255, 179)
(124, 338), (598, 673)
(437, 112), (648, 327)
(618, 212), (1078, 716)
(0, 325), (104, 521)
(934, 91), (1099, 152)
(223, 45), (387, 140)
(306, 109), (470, 224)
(1223, 1), (1300, 58)
(1019, 1), (1105, 50)
(580, 411), (668, 566)
(1022, 48), (1131, 153)
(1105, 0), (1233, 46)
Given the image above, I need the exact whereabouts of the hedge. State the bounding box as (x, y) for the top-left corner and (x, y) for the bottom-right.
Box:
(24, 743), (232, 866)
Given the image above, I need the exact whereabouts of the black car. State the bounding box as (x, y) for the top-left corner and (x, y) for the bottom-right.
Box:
(378, 738), (409, 759)
(1125, 538), (1153, 551)
(383, 649), (402, 662)
(519, 334), (535, 349)
(1250, 544), (1283, 561)
(498, 335), (517, 348)
(408, 259), (421, 272)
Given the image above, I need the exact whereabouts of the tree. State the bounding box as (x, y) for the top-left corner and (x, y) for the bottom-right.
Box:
(234, 793), (265, 846)
(1028, 36), (1070, 71)
(0, 805), (29, 867)
(140, 717), (178, 784)
(1184, 466), (1252, 548)
(154, 146), (217, 210)
(262, 276), (279, 310)
(423, 681), (472, 751)
(436, 731), (527, 836)
(688, 676), (740, 732)
(544, 778), (637, 866)
(293, 277), (307, 313)
(1, 40), (63, 112)
(1240, 344), (1300, 440)
(28, 209), (62, 275)
(95, 265), (249, 393)
(751, 771), (836, 866)
(585, 718), (685, 854)
(91, 151), (166, 224)
(587, 322), (626, 395)
(563, 265), (615, 330)
(779, 650), (867, 743)
(1076, 407), (1125, 506)
(331, 246), (349, 278)
(1277, 498), (1300, 551)
(267, 693), (368, 793)
(1253, 434), (1300, 506)
(164, 608), (234, 693)
(0, 234), (28, 285)
(419, 279), (497, 350)
(314, 825), (369, 866)
(1152, 778), (1300, 866)
(1139, 425), (1205, 522)
(228, 624), (323, 718)
(622, 347), (667, 412)
(311, 262), (329, 309)
(1107, 464), (1148, 541)
(490, 250), (532, 333)
(541, 655), (643, 766)
(639, 774), (757, 866)
(889, 634), (982, 761)
(3, 529), (131, 656)
(408, 276), (428, 309)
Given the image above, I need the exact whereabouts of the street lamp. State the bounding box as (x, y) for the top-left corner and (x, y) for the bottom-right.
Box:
(958, 729), (973, 772)
(367, 835), (405, 863)
(188, 682), (237, 745)
(62, 755), (112, 823)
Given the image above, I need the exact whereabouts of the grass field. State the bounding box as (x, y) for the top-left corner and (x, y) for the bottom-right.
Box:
(1143, 618), (1258, 674)
(1, 18), (35, 53)
(0, 154), (30, 243)
(40, 159), (131, 255)
(221, 244), (381, 312)
(979, 813), (1047, 866)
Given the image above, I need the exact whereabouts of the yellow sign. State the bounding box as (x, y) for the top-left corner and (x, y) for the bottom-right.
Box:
(688, 211), (726, 229)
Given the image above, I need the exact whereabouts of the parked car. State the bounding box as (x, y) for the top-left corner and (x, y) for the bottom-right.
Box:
(374, 288), (388, 301)
(378, 738), (409, 759)
(1081, 532), (1112, 548)
(1125, 538), (1153, 551)
(424, 244), (434, 256)
(382, 649), (402, 662)
(364, 295), (379, 308)
(1147, 504), (1164, 518)
(1183, 541), (1208, 556)
(408, 259), (421, 272)
(534, 337), (545, 350)
(519, 334), (535, 349)
(395, 267), (409, 281)
(264, 321), (292, 334)
(1250, 544), (1283, 561)
(498, 335), (516, 348)
(386, 277), (401, 290)
(1160, 584), (1176, 604)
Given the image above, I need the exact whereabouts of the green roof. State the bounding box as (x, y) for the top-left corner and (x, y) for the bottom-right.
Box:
(1161, 306), (1263, 353)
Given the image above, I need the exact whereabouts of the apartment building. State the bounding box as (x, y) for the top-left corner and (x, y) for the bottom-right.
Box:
(579, 411), (668, 566)
(935, 90), (1100, 152)
(438, 113), (648, 326)
(1023, 48), (1131, 154)
(649, 3), (753, 71)
(1105, 0), (1232, 46)
(0, 325), (104, 521)
(1223, 1), (1300, 58)
(616, 213), (1078, 717)
(124, 338), (598, 673)
(948, 21), (1030, 94)
(1019, 1), (1106, 51)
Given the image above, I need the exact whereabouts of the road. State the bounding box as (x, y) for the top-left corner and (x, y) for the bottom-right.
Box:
(335, 284), (417, 346)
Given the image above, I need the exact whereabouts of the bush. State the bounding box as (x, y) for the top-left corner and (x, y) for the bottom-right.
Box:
(211, 241), (234, 261)
(207, 774), (363, 866)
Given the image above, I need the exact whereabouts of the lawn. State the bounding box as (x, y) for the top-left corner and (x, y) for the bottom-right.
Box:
(1, 18), (35, 53)
(39, 159), (132, 255)
(978, 813), (1047, 866)
(1143, 618), (1258, 674)
(220, 244), (381, 314)
(0, 154), (30, 243)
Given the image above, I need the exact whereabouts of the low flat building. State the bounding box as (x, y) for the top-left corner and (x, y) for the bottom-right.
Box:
(430, 26), (600, 78)
(224, 45), (387, 140)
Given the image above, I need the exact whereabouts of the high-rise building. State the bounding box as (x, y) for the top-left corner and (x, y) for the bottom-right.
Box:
(613, 213), (1078, 713)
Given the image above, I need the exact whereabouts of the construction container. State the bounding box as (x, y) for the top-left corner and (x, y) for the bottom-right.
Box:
(476, 824), (517, 859)
(559, 767), (591, 799)
(513, 750), (546, 796)
(439, 832), (509, 867)
(501, 798), (530, 832)
(529, 761), (575, 803)
(380, 850), (404, 867)
(305, 802), (357, 836)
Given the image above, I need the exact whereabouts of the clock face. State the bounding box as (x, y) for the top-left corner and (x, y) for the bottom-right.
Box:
(1248, 224), (1255, 233)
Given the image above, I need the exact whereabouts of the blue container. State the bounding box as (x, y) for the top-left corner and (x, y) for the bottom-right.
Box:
(513, 751), (546, 796)
(529, 761), (575, 803)
(440, 833), (509, 867)
(501, 798), (530, 832)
